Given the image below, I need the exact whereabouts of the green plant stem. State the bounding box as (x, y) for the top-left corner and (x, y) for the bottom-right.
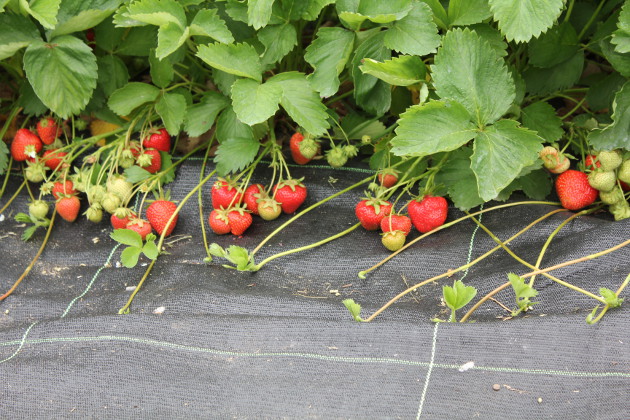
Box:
(564, 0), (575, 23)
(358, 201), (560, 278)
(253, 223), (361, 270)
(118, 168), (218, 314)
(560, 97), (588, 120)
(198, 137), (215, 258)
(361, 207), (561, 322)
(0, 179), (26, 215)
(324, 89), (355, 105)
(0, 156), (14, 201)
(0, 106), (21, 140)
(587, 273), (630, 324)
(460, 238), (630, 322)
(0, 210), (56, 301)
(577, 0), (606, 40)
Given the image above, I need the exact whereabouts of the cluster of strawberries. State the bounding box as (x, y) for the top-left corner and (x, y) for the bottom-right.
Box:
(208, 177), (308, 236)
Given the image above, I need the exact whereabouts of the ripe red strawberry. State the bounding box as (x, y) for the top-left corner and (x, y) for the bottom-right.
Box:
(290, 133), (311, 165)
(211, 178), (243, 209)
(380, 214), (412, 236)
(273, 178), (307, 213)
(408, 195), (448, 233)
(137, 148), (162, 173)
(382, 230), (406, 252)
(227, 207), (252, 235)
(355, 198), (392, 230)
(555, 169), (599, 210)
(584, 154), (601, 171)
(111, 208), (137, 230)
(126, 218), (152, 240)
(52, 180), (76, 199)
(129, 140), (142, 158)
(377, 169), (399, 188)
(11, 128), (42, 161)
(142, 128), (171, 152)
(257, 198), (282, 221)
(244, 183), (265, 215)
(42, 149), (67, 170)
(209, 209), (231, 235)
(146, 199), (178, 236)
(56, 195), (80, 222)
(36, 117), (61, 145)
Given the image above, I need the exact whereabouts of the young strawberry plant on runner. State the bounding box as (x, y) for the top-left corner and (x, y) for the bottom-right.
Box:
(0, 0), (629, 322)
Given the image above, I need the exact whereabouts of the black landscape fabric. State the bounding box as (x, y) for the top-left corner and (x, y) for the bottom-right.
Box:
(1, 159), (629, 419)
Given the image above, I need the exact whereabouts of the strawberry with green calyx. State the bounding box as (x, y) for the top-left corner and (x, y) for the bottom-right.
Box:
(211, 177), (243, 209)
(555, 170), (599, 210)
(361, 134), (372, 144)
(111, 207), (137, 229)
(244, 183), (266, 215)
(85, 205), (103, 223)
(107, 175), (134, 203)
(36, 117), (62, 145)
(29, 200), (49, 220)
(298, 136), (320, 161)
(87, 185), (106, 204)
(25, 161), (47, 183)
(119, 147), (136, 169)
(408, 195), (448, 233)
(56, 195), (81, 222)
(326, 145), (348, 168)
(273, 178), (308, 214)
(587, 169), (617, 192)
(381, 230), (406, 252)
(609, 199), (630, 221)
(618, 160), (630, 184)
(51, 179), (76, 199)
(42, 149), (67, 170)
(380, 214), (412, 236)
(377, 168), (400, 188)
(136, 148), (162, 174)
(584, 154), (601, 171)
(142, 128), (171, 152)
(355, 197), (393, 230)
(539, 146), (570, 174)
(126, 218), (153, 240)
(209, 209), (231, 235)
(257, 198), (282, 221)
(343, 144), (359, 159)
(290, 132), (318, 164)
(598, 187), (624, 205)
(101, 192), (122, 214)
(11, 128), (42, 161)
(147, 198), (178, 236)
(227, 206), (253, 236)
(596, 150), (623, 171)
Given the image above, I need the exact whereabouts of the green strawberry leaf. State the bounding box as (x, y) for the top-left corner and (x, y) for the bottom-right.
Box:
(124, 165), (152, 183)
(21, 225), (39, 242)
(471, 119), (543, 201)
(342, 299), (363, 322)
(259, 23), (298, 66)
(383, 0), (440, 56)
(586, 72), (626, 112)
(18, 81), (48, 116)
(125, 0), (186, 27)
(230, 78), (283, 125)
(304, 27), (355, 98)
(351, 30), (392, 116)
(155, 21), (189, 59)
(432, 28), (515, 127)
(294, 0), (335, 21)
(15, 212), (34, 224)
(97, 55), (130, 97)
(340, 112), (388, 140)
(121, 246), (142, 268)
(588, 81), (630, 151)
(0, 13), (41, 60)
(267, 72), (330, 135)
(214, 137), (261, 176)
(208, 243), (226, 258)
(216, 105), (255, 144)
(508, 273), (538, 298)
(523, 51), (584, 95)
(155, 92), (186, 135)
(599, 287), (623, 308)
(184, 91), (229, 137)
(52, 0), (122, 37)
(336, 0), (413, 31)
(448, 0), (492, 27)
(612, 0), (630, 53)
(142, 239), (159, 260)
(360, 55), (425, 86)
(23, 36), (98, 118)
(224, 245), (254, 271)
(443, 280), (477, 311)
(422, 0), (448, 30)
(149, 48), (174, 88)
(159, 151), (175, 184)
(196, 42), (262, 82)
(111, 228), (143, 248)
(434, 148), (485, 210)
(521, 101), (563, 142)
(108, 82), (160, 116)
(19, 0), (61, 29)
(391, 100), (477, 157)
(248, 0), (274, 29)
(528, 22), (579, 68)
(468, 23), (508, 57)
(515, 169), (552, 201)
(488, 0), (564, 43)
(189, 8), (234, 43)
(0, 138), (8, 176)
(600, 35), (630, 78)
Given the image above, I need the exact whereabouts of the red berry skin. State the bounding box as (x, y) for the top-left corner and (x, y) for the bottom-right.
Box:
(380, 214), (412, 236)
(273, 181), (308, 214)
(52, 180), (76, 199)
(36, 117), (61, 145)
(142, 128), (171, 152)
(42, 149), (67, 170)
(209, 210), (231, 235)
(56, 196), (81, 222)
(555, 170), (599, 210)
(355, 199), (393, 230)
(146, 200), (178, 236)
(227, 209), (253, 236)
(111, 213), (134, 230)
(211, 180), (243, 210)
(125, 218), (152, 240)
(11, 128), (43, 161)
(290, 133), (311, 165)
(139, 148), (162, 173)
(408, 196), (448, 233)
(584, 155), (601, 171)
(244, 184), (265, 215)
(378, 173), (398, 188)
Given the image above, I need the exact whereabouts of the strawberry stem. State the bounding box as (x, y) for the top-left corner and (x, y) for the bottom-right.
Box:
(587, 273), (630, 324)
(0, 156), (13, 201)
(0, 209), (56, 301)
(0, 179), (26, 215)
(198, 137), (215, 259)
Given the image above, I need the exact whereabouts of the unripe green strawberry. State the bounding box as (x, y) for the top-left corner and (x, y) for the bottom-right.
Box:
(326, 146), (347, 168)
(382, 230), (406, 252)
(257, 198), (282, 221)
(596, 150), (622, 171)
(587, 170), (617, 192)
(298, 137), (320, 160)
(609, 200), (630, 221)
(618, 160), (630, 184)
(29, 200), (49, 219)
(25, 162), (46, 183)
(101, 192), (122, 214)
(539, 146), (569, 174)
(361, 135), (372, 144)
(87, 185), (106, 204)
(85, 205), (103, 223)
(107, 175), (133, 202)
(343, 144), (358, 159)
(599, 187), (624, 205)
(119, 151), (136, 169)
